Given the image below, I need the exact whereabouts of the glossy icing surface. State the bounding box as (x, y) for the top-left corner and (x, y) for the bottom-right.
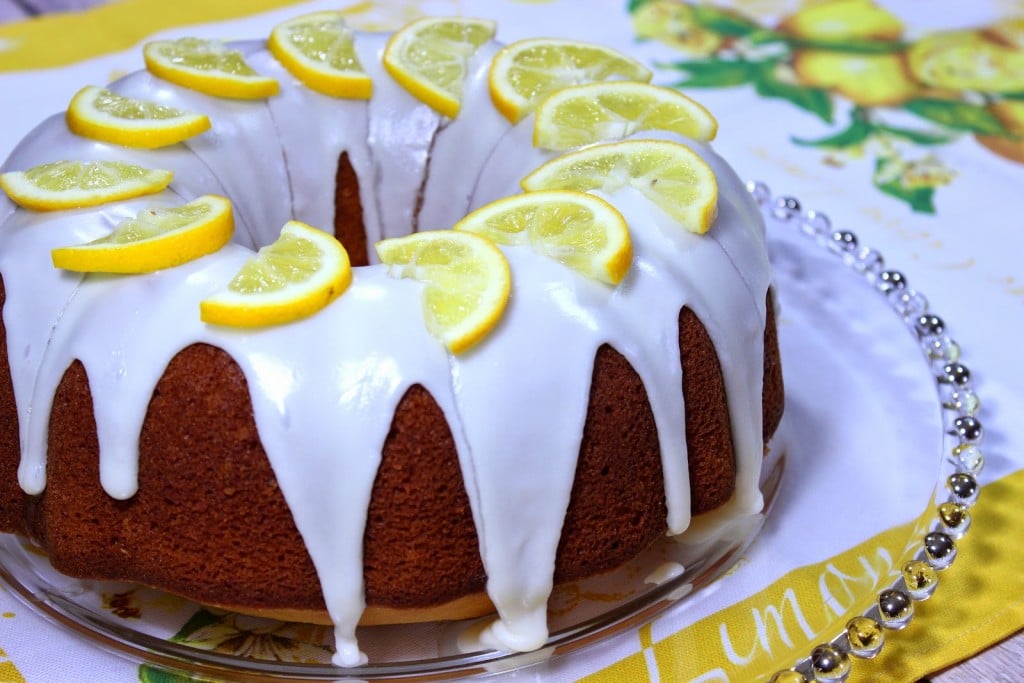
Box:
(0, 25), (771, 668)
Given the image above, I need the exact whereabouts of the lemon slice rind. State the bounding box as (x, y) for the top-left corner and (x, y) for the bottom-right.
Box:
(383, 16), (497, 118)
(521, 139), (718, 235)
(200, 220), (351, 328)
(0, 160), (174, 211)
(268, 11), (372, 99)
(66, 85), (212, 149)
(533, 81), (718, 151)
(51, 194), (234, 273)
(375, 230), (510, 353)
(143, 38), (280, 99)
(489, 37), (653, 124)
(454, 190), (632, 285)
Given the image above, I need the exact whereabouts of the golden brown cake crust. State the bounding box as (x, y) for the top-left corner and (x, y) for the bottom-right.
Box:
(0, 281), (785, 622)
(0, 278), (25, 536)
(334, 151), (368, 267)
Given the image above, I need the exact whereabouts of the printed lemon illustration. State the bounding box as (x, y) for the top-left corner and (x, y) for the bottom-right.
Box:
(976, 100), (1024, 164)
(792, 50), (920, 107)
(982, 18), (1024, 49)
(631, 0), (722, 56)
(776, 0), (903, 44)
(908, 30), (1024, 93)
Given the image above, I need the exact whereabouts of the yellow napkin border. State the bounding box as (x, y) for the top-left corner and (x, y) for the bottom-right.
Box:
(0, 0), (310, 72)
(584, 466), (1024, 682)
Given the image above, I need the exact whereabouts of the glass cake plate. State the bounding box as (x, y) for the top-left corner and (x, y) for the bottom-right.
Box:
(0, 186), (980, 682)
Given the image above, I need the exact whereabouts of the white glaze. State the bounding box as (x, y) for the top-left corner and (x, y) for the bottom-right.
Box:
(0, 26), (772, 668)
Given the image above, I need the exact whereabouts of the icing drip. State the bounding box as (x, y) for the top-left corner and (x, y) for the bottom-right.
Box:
(0, 27), (772, 666)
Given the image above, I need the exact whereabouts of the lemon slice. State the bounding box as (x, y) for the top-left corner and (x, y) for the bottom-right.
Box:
(201, 221), (351, 327)
(144, 37), (279, 99)
(454, 190), (632, 285)
(521, 140), (718, 235)
(489, 38), (653, 123)
(533, 82), (718, 151)
(51, 195), (233, 273)
(66, 85), (212, 149)
(383, 16), (497, 118)
(269, 11), (372, 99)
(0, 160), (173, 211)
(375, 231), (510, 353)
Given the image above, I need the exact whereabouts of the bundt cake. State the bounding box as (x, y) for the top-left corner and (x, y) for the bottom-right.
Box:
(0, 13), (784, 667)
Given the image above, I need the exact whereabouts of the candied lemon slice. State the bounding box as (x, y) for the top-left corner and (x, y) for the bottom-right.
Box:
(0, 160), (173, 211)
(66, 85), (211, 149)
(51, 194), (233, 273)
(383, 16), (497, 117)
(144, 37), (279, 99)
(375, 230), (510, 353)
(489, 38), (652, 123)
(533, 81), (717, 151)
(269, 11), (372, 99)
(521, 139), (718, 235)
(454, 190), (632, 285)
(201, 221), (351, 327)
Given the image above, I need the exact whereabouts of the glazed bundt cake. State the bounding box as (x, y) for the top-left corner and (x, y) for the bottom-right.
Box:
(0, 14), (784, 666)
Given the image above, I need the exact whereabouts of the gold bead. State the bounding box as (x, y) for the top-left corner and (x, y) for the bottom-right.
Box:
(846, 615), (884, 658)
(938, 501), (972, 538)
(902, 559), (939, 599)
(769, 670), (807, 683)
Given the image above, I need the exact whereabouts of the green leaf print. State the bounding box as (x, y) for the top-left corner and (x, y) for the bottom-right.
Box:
(171, 608), (224, 640)
(875, 124), (954, 146)
(689, 5), (760, 37)
(138, 664), (216, 683)
(904, 98), (1010, 135)
(793, 116), (872, 147)
(784, 37), (907, 54)
(873, 158), (937, 214)
(752, 61), (833, 122)
(664, 58), (756, 88)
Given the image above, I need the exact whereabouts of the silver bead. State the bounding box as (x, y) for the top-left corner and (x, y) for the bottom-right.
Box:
(877, 589), (914, 629)
(829, 230), (858, 254)
(915, 314), (945, 337)
(877, 270), (907, 293)
(938, 362), (971, 386)
(952, 416), (984, 443)
(810, 644), (851, 682)
(947, 473), (979, 505)
(924, 531), (957, 569)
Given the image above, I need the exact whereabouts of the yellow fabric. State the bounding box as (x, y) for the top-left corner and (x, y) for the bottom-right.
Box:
(0, 0), (308, 72)
(585, 467), (1024, 682)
